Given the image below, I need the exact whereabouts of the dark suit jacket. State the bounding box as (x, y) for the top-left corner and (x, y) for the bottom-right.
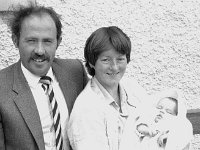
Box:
(0, 58), (88, 150)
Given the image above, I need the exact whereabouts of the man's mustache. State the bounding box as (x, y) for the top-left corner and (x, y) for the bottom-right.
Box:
(31, 53), (50, 61)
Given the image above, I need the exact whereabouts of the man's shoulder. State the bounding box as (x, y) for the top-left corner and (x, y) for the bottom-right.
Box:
(0, 63), (16, 78)
(54, 58), (81, 66)
(0, 63), (17, 92)
(53, 58), (86, 74)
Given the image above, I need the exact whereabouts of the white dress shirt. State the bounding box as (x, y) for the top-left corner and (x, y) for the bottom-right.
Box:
(21, 63), (69, 150)
(93, 77), (129, 146)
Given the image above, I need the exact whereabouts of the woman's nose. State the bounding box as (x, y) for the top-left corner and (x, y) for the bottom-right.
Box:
(110, 60), (118, 70)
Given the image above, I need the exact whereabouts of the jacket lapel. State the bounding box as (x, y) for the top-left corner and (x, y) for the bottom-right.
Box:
(12, 61), (45, 150)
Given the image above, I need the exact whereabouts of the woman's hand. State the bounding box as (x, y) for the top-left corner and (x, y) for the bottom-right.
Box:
(157, 130), (169, 147)
(182, 143), (190, 150)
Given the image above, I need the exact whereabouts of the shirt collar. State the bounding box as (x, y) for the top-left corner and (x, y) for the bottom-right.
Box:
(21, 63), (54, 88)
(92, 77), (115, 104)
(92, 77), (129, 116)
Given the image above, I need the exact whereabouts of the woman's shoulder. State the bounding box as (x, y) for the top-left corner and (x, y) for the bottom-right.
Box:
(121, 77), (147, 94)
(72, 80), (106, 112)
(121, 77), (150, 103)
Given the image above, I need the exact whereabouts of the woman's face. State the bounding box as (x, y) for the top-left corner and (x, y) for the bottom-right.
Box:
(91, 48), (128, 90)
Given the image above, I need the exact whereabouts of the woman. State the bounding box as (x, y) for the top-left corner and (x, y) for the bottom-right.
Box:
(67, 26), (149, 150)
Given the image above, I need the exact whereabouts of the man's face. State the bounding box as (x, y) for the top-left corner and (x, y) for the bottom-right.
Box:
(14, 13), (61, 76)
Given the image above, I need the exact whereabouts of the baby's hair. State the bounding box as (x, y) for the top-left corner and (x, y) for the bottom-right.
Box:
(166, 97), (178, 116)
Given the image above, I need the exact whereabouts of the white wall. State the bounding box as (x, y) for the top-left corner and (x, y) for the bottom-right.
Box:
(0, 0), (200, 148)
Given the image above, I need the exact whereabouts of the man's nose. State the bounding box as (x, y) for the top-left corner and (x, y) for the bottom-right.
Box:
(34, 43), (45, 55)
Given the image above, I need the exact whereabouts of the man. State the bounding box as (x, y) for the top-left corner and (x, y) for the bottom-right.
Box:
(0, 4), (88, 150)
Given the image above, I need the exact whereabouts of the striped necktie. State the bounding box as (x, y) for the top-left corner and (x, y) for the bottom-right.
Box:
(40, 76), (63, 150)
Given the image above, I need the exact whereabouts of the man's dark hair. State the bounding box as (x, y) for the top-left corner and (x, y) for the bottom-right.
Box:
(10, 4), (62, 45)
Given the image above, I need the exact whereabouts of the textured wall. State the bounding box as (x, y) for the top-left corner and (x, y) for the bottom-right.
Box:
(0, 0), (200, 148)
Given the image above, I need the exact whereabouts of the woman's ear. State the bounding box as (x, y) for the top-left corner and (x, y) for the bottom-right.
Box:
(12, 35), (19, 48)
(89, 63), (94, 68)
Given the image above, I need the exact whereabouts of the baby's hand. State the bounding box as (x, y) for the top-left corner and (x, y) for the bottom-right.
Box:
(157, 131), (169, 147)
(136, 124), (159, 137)
(136, 124), (150, 136)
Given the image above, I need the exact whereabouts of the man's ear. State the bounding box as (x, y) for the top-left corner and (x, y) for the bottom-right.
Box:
(12, 35), (19, 48)
(57, 37), (62, 48)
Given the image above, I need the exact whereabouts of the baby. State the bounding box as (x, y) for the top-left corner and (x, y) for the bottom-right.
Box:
(120, 89), (193, 150)
(135, 96), (178, 148)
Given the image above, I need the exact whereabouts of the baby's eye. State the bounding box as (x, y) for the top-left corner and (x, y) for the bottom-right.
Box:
(166, 110), (176, 116)
(156, 105), (162, 109)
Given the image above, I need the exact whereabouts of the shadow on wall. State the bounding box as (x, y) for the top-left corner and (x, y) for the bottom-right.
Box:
(187, 109), (200, 134)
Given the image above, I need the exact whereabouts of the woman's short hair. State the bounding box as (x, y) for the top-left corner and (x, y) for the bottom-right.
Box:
(84, 26), (131, 76)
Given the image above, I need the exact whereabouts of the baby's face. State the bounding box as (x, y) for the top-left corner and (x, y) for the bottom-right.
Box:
(154, 97), (178, 123)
